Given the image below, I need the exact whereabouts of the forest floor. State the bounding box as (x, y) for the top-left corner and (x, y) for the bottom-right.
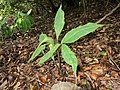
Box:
(0, 1), (120, 90)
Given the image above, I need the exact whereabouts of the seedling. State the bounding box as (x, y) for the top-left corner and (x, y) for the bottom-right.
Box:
(15, 9), (34, 32)
(29, 5), (104, 77)
(100, 51), (107, 56)
(0, 9), (33, 38)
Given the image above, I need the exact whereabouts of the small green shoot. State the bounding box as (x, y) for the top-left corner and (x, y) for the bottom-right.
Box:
(85, 50), (90, 54)
(100, 51), (107, 56)
(0, 10), (33, 38)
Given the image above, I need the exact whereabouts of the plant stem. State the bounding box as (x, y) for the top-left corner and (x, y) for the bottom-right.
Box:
(57, 51), (61, 69)
(52, 56), (61, 73)
(57, 50), (66, 79)
(57, 50), (62, 74)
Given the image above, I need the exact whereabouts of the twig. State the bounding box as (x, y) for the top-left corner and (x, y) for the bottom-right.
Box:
(52, 56), (60, 72)
(96, 3), (120, 24)
(84, 72), (95, 88)
(108, 53), (120, 71)
(37, 79), (51, 88)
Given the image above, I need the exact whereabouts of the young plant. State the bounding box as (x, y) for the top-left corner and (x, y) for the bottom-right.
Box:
(0, 16), (15, 37)
(15, 9), (34, 32)
(0, 9), (33, 38)
(29, 5), (104, 77)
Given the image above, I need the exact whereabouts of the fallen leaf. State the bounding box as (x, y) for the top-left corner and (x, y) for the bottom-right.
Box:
(110, 71), (119, 78)
(91, 69), (104, 76)
(89, 73), (98, 80)
(83, 66), (93, 71)
(80, 79), (87, 85)
(40, 75), (47, 83)
(14, 82), (21, 90)
(77, 45), (84, 49)
(77, 72), (84, 81)
(84, 57), (93, 63)
(98, 77), (111, 81)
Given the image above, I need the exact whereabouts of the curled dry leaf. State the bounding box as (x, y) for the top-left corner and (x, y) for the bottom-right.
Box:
(40, 75), (47, 83)
(91, 69), (104, 76)
(77, 72), (84, 81)
(89, 73), (98, 80)
(98, 77), (111, 81)
(51, 82), (81, 90)
(110, 71), (119, 78)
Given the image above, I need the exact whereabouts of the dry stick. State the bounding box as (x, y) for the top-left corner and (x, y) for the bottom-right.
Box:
(83, 0), (86, 16)
(108, 53), (120, 71)
(96, 3), (120, 24)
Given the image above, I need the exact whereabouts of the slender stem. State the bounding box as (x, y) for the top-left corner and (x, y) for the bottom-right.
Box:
(57, 50), (61, 69)
(75, 76), (78, 84)
(52, 56), (60, 72)
(57, 50), (62, 75)
(57, 50), (66, 79)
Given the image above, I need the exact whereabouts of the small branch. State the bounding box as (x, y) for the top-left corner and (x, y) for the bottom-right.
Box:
(96, 3), (120, 24)
(84, 72), (95, 88)
(108, 53), (120, 71)
(52, 56), (60, 72)
(37, 79), (51, 88)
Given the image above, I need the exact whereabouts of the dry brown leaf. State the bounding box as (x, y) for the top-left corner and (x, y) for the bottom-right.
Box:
(89, 73), (98, 80)
(77, 46), (84, 49)
(98, 77), (111, 81)
(99, 86), (107, 90)
(91, 69), (104, 76)
(77, 72), (84, 81)
(34, 72), (41, 78)
(83, 66), (93, 71)
(110, 71), (119, 78)
(91, 64), (102, 70)
(84, 57), (93, 63)
(39, 67), (45, 72)
(80, 79), (87, 85)
(78, 72), (84, 77)
(40, 75), (47, 83)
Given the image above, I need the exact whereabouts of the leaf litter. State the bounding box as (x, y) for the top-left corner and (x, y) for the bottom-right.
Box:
(0, 1), (120, 90)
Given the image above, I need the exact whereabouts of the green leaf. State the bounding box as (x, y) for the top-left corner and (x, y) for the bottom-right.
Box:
(54, 5), (65, 41)
(24, 16), (31, 29)
(39, 34), (54, 47)
(16, 18), (22, 25)
(0, 16), (2, 20)
(21, 19), (27, 31)
(39, 34), (47, 42)
(27, 9), (32, 15)
(61, 23), (104, 44)
(85, 50), (90, 54)
(29, 44), (46, 62)
(61, 44), (78, 77)
(100, 51), (106, 56)
(37, 44), (60, 65)
(27, 16), (34, 24)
